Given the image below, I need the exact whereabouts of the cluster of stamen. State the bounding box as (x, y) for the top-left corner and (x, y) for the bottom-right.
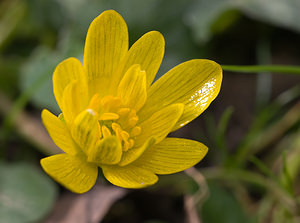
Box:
(88, 94), (141, 151)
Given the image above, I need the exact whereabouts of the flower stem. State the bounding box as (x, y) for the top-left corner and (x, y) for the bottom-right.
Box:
(222, 65), (300, 75)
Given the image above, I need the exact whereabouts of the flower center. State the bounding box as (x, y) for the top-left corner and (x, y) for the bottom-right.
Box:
(88, 94), (142, 152)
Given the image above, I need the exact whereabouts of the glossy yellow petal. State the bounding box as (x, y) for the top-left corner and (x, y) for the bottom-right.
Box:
(117, 64), (147, 111)
(53, 57), (85, 110)
(139, 59), (222, 131)
(62, 81), (87, 125)
(41, 109), (79, 155)
(88, 136), (122, 165)
(102, 164), (158, 188)
(41, 154), (98, 194)
(135, 103), (184, 148)
(71, 109), (100, 154)
(112, 31), (164, 90)
(134, 138), (208, 174)
(83, 10), (128, 97)
(118, 137), (156, 166)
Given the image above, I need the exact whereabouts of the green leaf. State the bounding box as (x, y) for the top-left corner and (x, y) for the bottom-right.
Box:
(186, 0), (300, 43)
(201, 182), (253, 223)
(0, 162), (58, 223)
(239, 0), (300, 33)
(185, 0), (235, 43)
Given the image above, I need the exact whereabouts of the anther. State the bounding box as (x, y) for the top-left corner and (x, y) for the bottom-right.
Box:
(128, 139), (134, 148)
(99, 113), (119, 120)
(102, 125), (111, 138)
(117, 108), (130, 116)
(112, 123), (122, 141)
(128, 117), (138, 128)
(121, 131), (130, 141)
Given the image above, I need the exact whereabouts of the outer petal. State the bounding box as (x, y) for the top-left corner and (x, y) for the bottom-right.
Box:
(41, 154), (98, 194)
(62, 81), (88, 125)
(139, 59), (222, 131)
(101, 164), (158, 189)
(83, 10), (128, 97)
(111, 31), (164, 91)
(71, 109), (100, 154)
(41, 109), (79, 155)
(53, 57), (85, 110)
(117, 64), (147, 111)
(134, 138), (208, 174)
(135, 103), (184, 148)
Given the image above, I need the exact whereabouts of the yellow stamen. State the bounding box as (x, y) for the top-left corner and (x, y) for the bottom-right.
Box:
(102, 125), (111, 138)
(112, 123), (122, 141)
(128, 117), (138, 128)
(118, 108), (130, 116)
(99, 112), (119, 120)
(123, 141), (130, 152)
(128, 139), (134, 148)
(121, 131), (130, 141)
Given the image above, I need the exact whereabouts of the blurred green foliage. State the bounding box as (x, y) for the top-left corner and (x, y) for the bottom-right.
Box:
(0, 162), (57, 223)
(0, 0), (300, 222)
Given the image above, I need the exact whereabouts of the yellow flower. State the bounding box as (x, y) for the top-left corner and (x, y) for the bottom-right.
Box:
(40, 10), (222, 193)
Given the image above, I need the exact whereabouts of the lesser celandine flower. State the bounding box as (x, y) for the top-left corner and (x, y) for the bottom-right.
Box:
(41, 10), (222, 193)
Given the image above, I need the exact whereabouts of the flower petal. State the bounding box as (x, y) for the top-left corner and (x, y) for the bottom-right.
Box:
(41, 109), (79, 155)
(139, 59), (222, 131)
(134, 138), (208, 174)
(71, 109), (100, 154)
(101, 164), (158, 188)
(117, 64), (147, 111)
(41, 154), (98, 194)
(53, 57), (85, 110)
(88, 136), (122, 165)
(118, 137), (156, 167)
(62, 81), (88, 125)
(114, 31), (164, 89)
(83, 10), (128, 97)
(135, 103), (184, 147)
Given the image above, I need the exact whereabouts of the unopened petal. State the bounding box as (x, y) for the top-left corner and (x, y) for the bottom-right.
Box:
(41, 109), (79, 155)
(83, 10), (128, 97)
(88, 136), (122, 165)
(139, 59), (222, 131)
(102, 164), (158, 189)
(134, 138), (208, 174)
(41, 154), (98, 194)
(71, 109), (100, 154)
(117, 64), (147, 111)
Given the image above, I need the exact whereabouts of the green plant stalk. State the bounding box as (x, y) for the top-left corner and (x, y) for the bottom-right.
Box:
(222, 65), (300, 75)
(201, 167), (297, 213)
(232, 100), (300, 167)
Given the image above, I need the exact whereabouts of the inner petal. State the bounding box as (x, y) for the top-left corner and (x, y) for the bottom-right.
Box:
(87, 136), (122, 165)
